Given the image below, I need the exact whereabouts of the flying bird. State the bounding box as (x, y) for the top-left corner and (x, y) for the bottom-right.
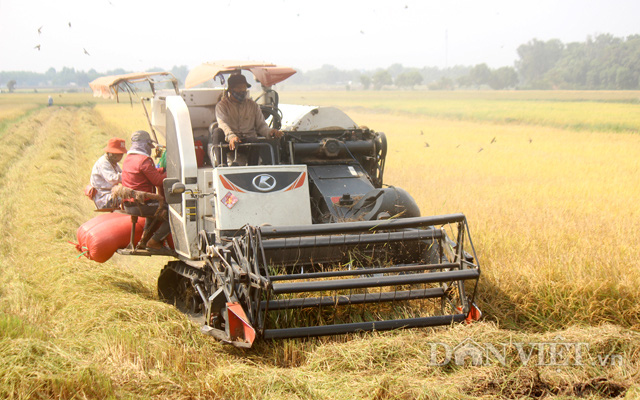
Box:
(37, 26), (43, 35)
(490, 137), (496, 144)
(424, 142), (429, 147)
(360, 30), (365, 34)
(420, 130), (424, 135)
(68, 22), (72, 28)
(34, 44), (41, 51)
(477, 148), (483, 153)
(529, 138), (533, 143)
(456, 144), (461, 148)
(83, 48), (90, 56)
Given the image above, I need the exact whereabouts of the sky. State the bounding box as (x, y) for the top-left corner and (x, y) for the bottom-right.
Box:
(1, 0), (640, 73)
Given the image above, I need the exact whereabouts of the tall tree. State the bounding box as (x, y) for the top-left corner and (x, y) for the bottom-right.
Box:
(488, 67), (518, 89)
(360, 75), (371, 90)
(395, 70), (423, 89)
(538, 34), (640, 89)
(387, 63), (405, 79)
(516, 39), (564, 88)
(372, 70), (392, 90)
(469, 63), (492, 87)
(170, 65), (189, 86)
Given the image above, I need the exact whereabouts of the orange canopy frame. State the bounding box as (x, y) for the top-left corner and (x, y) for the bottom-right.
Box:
(185, 60), (296, 89)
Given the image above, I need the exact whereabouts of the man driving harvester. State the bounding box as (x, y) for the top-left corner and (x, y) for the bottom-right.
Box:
(213, 73), (283, 165)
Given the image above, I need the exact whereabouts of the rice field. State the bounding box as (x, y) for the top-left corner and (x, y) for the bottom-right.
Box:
(0, 90), (638, 399)
(282, 90), (640, 132)
(281, 90), (640, 331)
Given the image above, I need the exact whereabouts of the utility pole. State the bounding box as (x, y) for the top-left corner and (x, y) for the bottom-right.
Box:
(445, 29), (449, 69)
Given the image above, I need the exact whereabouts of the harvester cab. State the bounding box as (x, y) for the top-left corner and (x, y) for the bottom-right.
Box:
(89, 61), (481, 347)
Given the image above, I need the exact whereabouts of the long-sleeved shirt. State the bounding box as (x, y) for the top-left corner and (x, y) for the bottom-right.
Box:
(90, 154), (121, 209)
(122, 153), (166, 195)
(215, 95), (271, 141)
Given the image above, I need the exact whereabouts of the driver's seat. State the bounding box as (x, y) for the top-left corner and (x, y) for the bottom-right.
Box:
(208, 122), (228, 167)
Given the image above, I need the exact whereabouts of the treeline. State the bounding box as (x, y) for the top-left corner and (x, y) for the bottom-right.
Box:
(290, 34), (640, 90)
(285, 64), (475, 90)
(516, 34), (640, 89)
(0, 66), (190, 92)
(2, 34), (640, 91)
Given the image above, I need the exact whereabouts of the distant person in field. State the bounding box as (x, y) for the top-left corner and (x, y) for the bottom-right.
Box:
(213, 73), (283, 165)
(48, 95), (53, 107)
(121, 130), (169, 251)
(89, 137), (127, 209)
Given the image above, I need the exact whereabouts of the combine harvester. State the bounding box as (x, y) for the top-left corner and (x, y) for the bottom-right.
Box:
(89, 61), (481, 347)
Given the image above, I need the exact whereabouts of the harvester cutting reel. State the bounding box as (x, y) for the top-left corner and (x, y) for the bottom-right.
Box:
(158, 214), (482, 348)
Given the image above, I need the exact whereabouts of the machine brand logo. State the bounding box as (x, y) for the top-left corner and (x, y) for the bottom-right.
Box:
(252, 174), (277, 191)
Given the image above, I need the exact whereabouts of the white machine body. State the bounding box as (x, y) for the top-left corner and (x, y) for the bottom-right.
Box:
(211, 165), (312, 232)
(279, 104), (358, 131)
(163, 91), (322, 259)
